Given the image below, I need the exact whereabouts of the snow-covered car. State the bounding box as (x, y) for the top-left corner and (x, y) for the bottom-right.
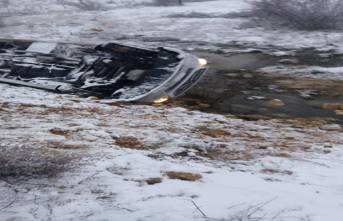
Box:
(0, 39), (208, 103)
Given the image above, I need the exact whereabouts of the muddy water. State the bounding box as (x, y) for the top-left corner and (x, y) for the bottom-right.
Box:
(178, 51), (343, 123)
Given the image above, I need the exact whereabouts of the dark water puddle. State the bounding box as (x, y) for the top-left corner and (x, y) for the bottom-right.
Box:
(177, 51), (343, 123)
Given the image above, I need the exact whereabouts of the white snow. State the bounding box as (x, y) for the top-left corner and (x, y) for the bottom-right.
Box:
(26, 42), (58, 54)
(260, 65), (343, 81)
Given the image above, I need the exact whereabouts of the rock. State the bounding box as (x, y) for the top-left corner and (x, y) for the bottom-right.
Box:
(197, 102), (211, 108)
(49, 128), (70, 137)
(145, 177), (162, 185)
(165, 171), (202, 181)
(320, 124), (342, 132)
(279, 58), (299, 64)
(224, 73), (239, 78)
(335, 110), (343, 116)
(247, 96), (266, 100)
(268, 99), (285, 107)
(321, 103), (343, 110)
(243, 73), (253, 78)
(88, 96), (99, 100)
(323, 149), (331, 154)
(90, 27), (104, 32)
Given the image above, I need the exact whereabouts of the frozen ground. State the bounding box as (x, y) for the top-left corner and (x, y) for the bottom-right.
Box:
(0, 0), (343, 220)
(0, 85), (343, 221)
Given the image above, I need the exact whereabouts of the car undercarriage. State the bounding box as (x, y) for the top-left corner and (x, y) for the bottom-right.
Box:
(0, 39), (208, 102)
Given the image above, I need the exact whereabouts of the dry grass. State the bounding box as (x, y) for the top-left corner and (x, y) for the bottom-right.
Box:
(260, 168), (293, 176)
(292, 118), (328, 128)
(4, 103), (106, 117)
(195, 126), (231, 138)
(114, 136), (145, 150)
(321, 103), (343, 110)
(0, 144), (78, 178)
(271, 152), (291, 158)
(47, 141), (89, 150)
(197, 147), (254, 161)
(165, 171), (202, 181)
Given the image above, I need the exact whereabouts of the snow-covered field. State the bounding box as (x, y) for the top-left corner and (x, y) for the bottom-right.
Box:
(2, 0), (343, 80)
(1, 0), (343, 52)
(0, 83), (343, 221)
(0, 0), (343, 220)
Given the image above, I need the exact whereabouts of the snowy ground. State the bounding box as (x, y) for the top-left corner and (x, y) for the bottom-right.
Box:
(1, 0), (343, 53)
(1, 0), (343, 80)
(0, 0), (343, 220)
(0, 85), (343, 221)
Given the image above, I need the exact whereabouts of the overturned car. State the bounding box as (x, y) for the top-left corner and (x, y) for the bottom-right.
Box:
(0, 39), (208, 103)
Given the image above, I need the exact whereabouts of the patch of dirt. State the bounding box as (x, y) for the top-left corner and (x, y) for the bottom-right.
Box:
(271, 152), (292, 158)
(49, 128), (71, 137)
(145, 177), (162, 185)
(114, 136), (145, 150)
(165, 171), (202, 181)
(7, 103), (107, 116)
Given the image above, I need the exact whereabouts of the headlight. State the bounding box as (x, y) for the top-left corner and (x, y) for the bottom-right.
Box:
(198, 58), (207, 67)
(153, 96), (169, 104)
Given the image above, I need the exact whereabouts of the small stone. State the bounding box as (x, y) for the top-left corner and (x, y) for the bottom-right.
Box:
(247, 96), (266, 100)
(197, 102), (211, 108)
(88, 96), (99, 100)
(279, 58), (299, 64)
(145, 177), (162, 185)
(225, 73), (239, 78)
(268, 99), (285, 107)
(90, 27), (104, 32)
(243, 73), (253, 78)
